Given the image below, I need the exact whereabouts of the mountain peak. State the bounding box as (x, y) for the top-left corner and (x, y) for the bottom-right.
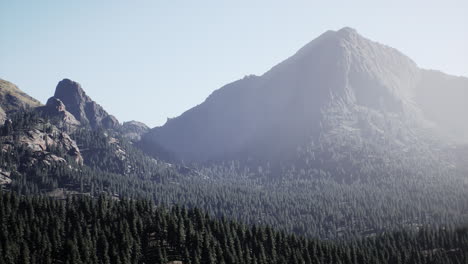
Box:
(333, 27), (362, 43)
(142, 28), (430, 162)
(269, 26), (420, 112)
(336, 26), (358, 36)
(55, 79), (86, 99)
(52, 79), (119, 129)
(300, 27), (360, 48)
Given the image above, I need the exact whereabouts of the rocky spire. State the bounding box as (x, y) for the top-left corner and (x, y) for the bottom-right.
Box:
(53, 79), (119, 129)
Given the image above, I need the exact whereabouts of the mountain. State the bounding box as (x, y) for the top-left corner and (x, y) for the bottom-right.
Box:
(141, 27), (462, 163)
(0, 29), (466, 242)
(0, 78), (174, 194)
(0, 79), (42, 124)
(50, 79), (119, 129)
(120, 120), (150, 141)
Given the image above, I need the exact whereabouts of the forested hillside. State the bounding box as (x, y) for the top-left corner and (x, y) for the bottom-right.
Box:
(1, 110), (467, 240)
(1, 191), (467, 264)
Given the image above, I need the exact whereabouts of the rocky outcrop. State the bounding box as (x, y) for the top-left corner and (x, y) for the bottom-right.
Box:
(121, 121), (149, 141)
(1, 120), (83, 166)
(36, 97), (81, 132)
(18, 127), (83, 165)
(0, 79), (42, 124)
(107, 135), (127, 160)
(0, 169), (12, 186)
(53, 79), (119, 130)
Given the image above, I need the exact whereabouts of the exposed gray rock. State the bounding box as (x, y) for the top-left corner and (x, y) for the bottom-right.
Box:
(4, 122), (84, 165)
(0, 169), (11, 185)
(121, 120), (149, 141)
(53, 79), (119, 129)
(46, 97), (66, 112)
(36, 97), (81, 132)
(107, 135), (127, 161)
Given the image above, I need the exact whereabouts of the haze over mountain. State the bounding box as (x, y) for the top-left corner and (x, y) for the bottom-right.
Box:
(140, 27), (468, 163)
(414, 70), (468, 142)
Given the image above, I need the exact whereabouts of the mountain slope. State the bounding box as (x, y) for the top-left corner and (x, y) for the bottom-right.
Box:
(141, 27), (442, 163)
(0, 79), (42, 123)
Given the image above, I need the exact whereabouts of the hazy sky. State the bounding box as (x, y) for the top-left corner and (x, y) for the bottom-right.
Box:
(1, 0), (467, 127)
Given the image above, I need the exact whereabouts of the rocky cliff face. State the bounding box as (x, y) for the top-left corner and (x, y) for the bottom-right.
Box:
(141, 27), (466, 163)
(52, 79), (119, 130)
(121, 121), (149, 141)
(0, 79), (42, 124)
(0, 118), (83, 168)
(36, 97), (81, 132)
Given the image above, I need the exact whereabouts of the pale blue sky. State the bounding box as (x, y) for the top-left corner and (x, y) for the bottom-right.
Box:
(1, 0), (467, 127)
